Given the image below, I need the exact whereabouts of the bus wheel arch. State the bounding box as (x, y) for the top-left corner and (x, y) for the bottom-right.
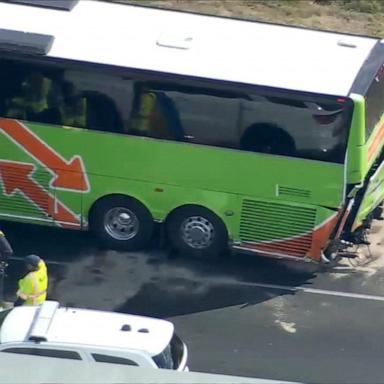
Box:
(89, 194), (154, 250)
(240, 123), (296, 156)
(165, 204), (229, 258)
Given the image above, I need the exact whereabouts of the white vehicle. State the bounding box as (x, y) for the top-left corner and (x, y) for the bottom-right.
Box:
(0, 353), (301, 384)
(0, 301), (188, 371)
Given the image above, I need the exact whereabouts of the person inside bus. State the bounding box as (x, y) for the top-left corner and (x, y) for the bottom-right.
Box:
(151, 90), (184, 141)
(5, 71), (53, 121)
(129, 87), (154, 136)
(59, 81), (87, 128)
(130, 84), (184, 140)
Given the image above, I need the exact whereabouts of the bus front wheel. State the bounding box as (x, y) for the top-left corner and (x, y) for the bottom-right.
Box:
(167, 206), (228, 258)
(90, 196), (154, 250)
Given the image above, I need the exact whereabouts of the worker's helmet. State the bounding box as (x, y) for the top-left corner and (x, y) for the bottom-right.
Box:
(24, 254), (40, 268)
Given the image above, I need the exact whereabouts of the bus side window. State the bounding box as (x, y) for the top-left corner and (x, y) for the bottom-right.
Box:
(82, 91), (123, 133)
(4, 70), (57, 123)
(60, 68), (128, 133)
(129, 90), (154, 136)
(151, 91), (184, 141)
(146, 85), (239, 149)
(0, 60), (20, 116)
(128, 86), (184, 141)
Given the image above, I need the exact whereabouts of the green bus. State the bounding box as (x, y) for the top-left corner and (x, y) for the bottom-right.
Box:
(0, 0), (384, 263)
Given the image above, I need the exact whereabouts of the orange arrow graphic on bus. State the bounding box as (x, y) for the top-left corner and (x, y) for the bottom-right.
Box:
(0, 118), (89, 192)
(0, 160), (81, 229)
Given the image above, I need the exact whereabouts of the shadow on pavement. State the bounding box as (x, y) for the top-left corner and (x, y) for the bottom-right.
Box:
(2, 221), (317, 317)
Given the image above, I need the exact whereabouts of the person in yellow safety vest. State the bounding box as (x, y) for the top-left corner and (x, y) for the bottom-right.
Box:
(132, 89), (184, 140)
(6, 72), (52, 120)
(60, 81), (87, 128)
(14, 255), (48, 307)
(60, 96), (87, 127)
(133, 91), (157, 135)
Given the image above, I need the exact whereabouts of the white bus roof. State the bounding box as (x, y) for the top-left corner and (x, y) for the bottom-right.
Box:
(0, 0), (381, 96)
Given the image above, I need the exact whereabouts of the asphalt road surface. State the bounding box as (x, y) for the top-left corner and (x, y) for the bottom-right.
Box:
(2, 220), (384, 384)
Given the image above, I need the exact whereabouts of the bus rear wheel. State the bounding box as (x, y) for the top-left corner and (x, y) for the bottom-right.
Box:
(167, 206), (228, 258)
(90, 196), (153, 250)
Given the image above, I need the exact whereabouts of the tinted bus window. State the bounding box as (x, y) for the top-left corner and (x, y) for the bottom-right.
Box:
(128, 82), (241, 147)
(0, 57), (352, 164)
(0, 58), (66, 126)
(0, 58), (127, 133)
(241, 96), (352, 163)
(131, 81), (352, 163)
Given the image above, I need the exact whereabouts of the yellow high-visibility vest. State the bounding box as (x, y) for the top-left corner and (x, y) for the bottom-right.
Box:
(6, 77), (52, 119)
(61, 98), (87, 128)
(135, 92), (156, 133)
(17, 260), (48, 306)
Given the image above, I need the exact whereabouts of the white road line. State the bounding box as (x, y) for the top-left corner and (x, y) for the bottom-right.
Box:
(248, 282), (384, 302)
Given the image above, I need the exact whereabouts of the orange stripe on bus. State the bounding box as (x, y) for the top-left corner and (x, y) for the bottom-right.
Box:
(368, 121), (384, 162)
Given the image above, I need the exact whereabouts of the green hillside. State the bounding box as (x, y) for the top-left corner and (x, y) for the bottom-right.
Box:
(107, 0), (384, 37)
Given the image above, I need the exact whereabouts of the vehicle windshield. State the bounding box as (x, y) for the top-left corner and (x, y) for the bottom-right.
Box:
(153, 344), (173, 370)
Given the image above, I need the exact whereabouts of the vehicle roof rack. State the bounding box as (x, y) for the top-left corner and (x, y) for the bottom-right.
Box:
(0, 28), (54, 55)
(28, 301), (59, 343)
(6, 0), (78, 11)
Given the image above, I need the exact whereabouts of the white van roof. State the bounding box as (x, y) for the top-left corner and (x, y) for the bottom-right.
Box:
(0, 301), (174, 355)
(0, 0), (380, 96)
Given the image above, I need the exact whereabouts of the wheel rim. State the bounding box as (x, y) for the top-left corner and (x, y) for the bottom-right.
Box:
(104, 207), (139, 241)
(180, 216), (215, 249)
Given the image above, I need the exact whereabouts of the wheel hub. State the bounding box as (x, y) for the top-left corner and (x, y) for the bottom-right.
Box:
(181, 216), (215, 249)
(104, 207), (139, 241)
(188, 227), (206, 242)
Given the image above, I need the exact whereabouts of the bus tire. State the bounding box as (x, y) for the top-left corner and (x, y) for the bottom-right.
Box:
(167, 206), (228, 258)
(90, 196), (154, 250)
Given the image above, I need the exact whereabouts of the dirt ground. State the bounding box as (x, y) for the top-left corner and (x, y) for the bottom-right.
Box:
(111, 0), (384, 37)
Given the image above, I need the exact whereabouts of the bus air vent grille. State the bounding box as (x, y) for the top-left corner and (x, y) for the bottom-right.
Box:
(278, 185), (311, 198)
(239, 199), (316, 256)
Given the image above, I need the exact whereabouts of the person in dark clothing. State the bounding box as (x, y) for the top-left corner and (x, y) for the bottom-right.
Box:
(0, 229), (13, 308)
(0, 229), (13, 262)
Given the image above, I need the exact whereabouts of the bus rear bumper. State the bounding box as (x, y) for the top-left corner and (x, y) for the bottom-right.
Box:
(232, 244), (316, 263)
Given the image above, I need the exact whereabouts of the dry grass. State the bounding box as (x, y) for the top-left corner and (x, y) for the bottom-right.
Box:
(107, 0), (384, 37)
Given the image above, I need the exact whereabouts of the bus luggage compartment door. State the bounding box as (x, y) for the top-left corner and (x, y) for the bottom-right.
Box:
(52, 185), (82, 230)
(0, 162), (55, 225)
